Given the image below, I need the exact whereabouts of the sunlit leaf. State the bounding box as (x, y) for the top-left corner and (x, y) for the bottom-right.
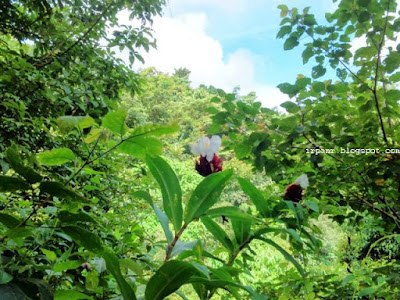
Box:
(146, 155), (183, 232)
(37, 148), (75, 166)
(185, 169), (233, 223)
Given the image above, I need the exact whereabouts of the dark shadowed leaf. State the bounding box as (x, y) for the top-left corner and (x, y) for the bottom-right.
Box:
(39, 182), (87, 202)
(145, 260), (195, 300)
(0, 176), (30, 192)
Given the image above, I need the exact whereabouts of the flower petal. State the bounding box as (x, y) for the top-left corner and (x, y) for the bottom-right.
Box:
(210, 135), (222, 153)
(199, 137), (210, 157)
(191, 143), (201, 155)
(205, 152), (214, 162)
(295, 174), (309, 188)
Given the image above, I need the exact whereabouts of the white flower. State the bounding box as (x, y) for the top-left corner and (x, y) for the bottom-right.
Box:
(295, 174), (309, 189)
(191, 135), (222, 162)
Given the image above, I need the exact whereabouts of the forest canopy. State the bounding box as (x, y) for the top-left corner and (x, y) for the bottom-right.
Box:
(1, 0), (400, 299)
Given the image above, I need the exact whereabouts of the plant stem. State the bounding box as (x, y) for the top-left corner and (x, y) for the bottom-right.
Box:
(165, 223), (188, 262)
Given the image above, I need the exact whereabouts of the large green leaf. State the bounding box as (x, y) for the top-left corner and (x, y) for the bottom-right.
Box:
(37, 148), (75, 166)
(119, 136), (162, 159)
(237, 178), (269, 217)
(130, 122), (179, 137)
(146, 155), (183, 232)
(184, 169), (233, 223)
(201, 217), (234, 252)
(5, 144), (42, 184)
(39, 182), (87, 202)
(0, 176), (30, 192)
(57, 115), (95, 132)
(257, 237), (305, 277)
(145, 260), (195, 300)
(102, 108), (128, 136)
(0, 283), (30, 300)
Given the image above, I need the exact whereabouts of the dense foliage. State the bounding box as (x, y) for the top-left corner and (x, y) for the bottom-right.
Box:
(1, 0), (400, 299)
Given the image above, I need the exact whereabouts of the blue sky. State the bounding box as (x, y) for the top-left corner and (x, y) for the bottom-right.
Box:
(119, 0), (339, 107)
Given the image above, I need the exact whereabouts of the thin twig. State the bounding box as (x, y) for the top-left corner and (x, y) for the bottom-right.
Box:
(371, 0), (390, 146)
(165, 223), (188, 262)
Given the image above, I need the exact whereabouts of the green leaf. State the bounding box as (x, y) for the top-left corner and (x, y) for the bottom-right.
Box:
(154, 204), (174, 244)
(303, 14), (317, 26)
(304, 200), (319, 213)
(61, 226), (104, 253)
(130, 122), (179, 137)
(102, 108), (128, 136)
(206, 206), (256, 222)
(103, 250), (137, 300)
(5, 144), (42, 184)
(302, 46), (314, 64)
(171, 240), (199, 258)
(0, 176), (30, 192)
(0, 283), (30, 300)
(7, 227), (32, 239)
(57, 116), (95, 132)
(145, 260), (195, 300)
(257, 237), (305, 277)
(85, 270), (99, 291)
(276, 25), (292, 39)
(234, 142), (252, 159)
(58, 211), (97, 225)
(201, 217), (234, 252)
(0, 270), (13, 284)
(39, 182), (87, 202)
(232, 218), (252, 246)
(312, 65), (326, 78)
(83, 128), (104, 143)
(119, 259), (143, 275)
(41, 248), (57, 262)
(146, 155), (182, 232)
(185, 169), (233, 223)
(37, 148), (75, 166)
(358, 287), (375, 297)
(132, 191), (153, 206)
(237, 178), (269, 217)
(54, 290), (92, 300)
(0, 213), (21, 228)
(119, 136), (163, 159)
(284, 36), (299, 50)
(53, 260), (82, 272)
(277, 83), (299, 96)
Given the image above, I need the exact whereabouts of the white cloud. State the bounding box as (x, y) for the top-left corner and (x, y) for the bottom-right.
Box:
(116, 11), (288, 108)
